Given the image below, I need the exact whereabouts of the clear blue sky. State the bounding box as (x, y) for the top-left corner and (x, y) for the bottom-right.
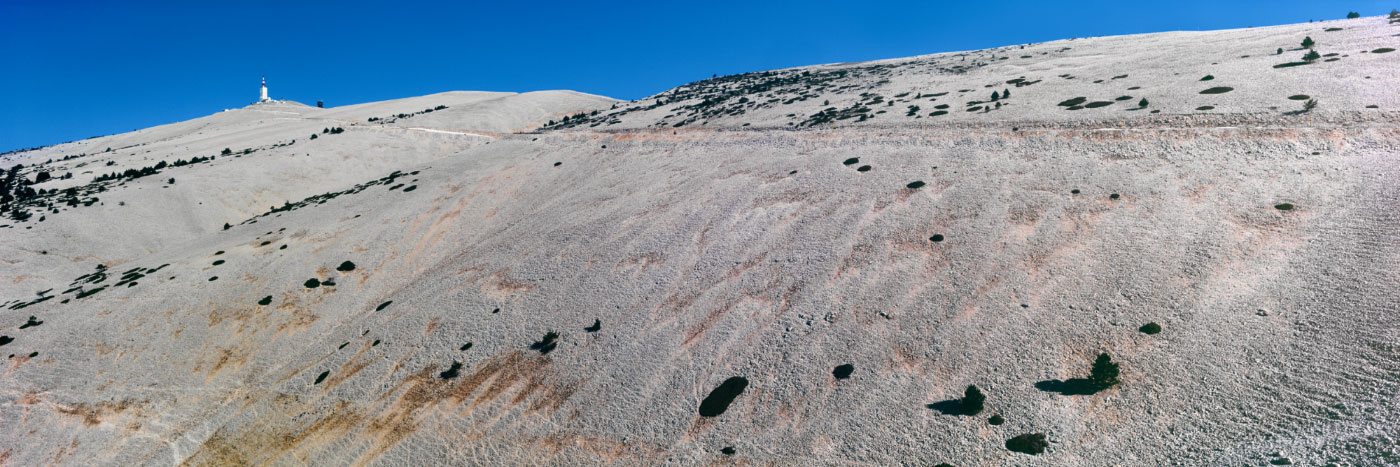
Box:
(1, 0), (1390, 152)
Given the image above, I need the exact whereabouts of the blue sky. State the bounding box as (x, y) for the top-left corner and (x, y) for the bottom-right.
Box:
(1, 0), (1390, 151)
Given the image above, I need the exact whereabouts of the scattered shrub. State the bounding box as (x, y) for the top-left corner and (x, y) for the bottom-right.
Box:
(222, 148), (232, 155)
(1006, 433), (1049, 455)
(1275, 203), (1295, 211)
(962, 385), (985, 415)
(1089, 353), (1121, 390)
(1138, 98), (1148, 108)
(1303, 98), (1318, 112)
(989, 414), (1005, 425)
(223, 223), (231, 230)
(833, 364), (855, 379)
(304, 278), (321, 288)
(699, 377), (749, 417)
(530, 331), (559, 354)
(439, 361), (463, 379)
(258, 296), (272, 306)
(336, 261), (356, 272)
(1140, 322), (1162, 334)
(1346, 11), (1360, 18)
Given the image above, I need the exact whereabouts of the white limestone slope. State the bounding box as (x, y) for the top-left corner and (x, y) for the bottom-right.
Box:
(0, 15), (1398, 467)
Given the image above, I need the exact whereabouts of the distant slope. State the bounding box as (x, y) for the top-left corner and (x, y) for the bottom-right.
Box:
(0, 91), (614, 298)
(548, 16), (1397, 130)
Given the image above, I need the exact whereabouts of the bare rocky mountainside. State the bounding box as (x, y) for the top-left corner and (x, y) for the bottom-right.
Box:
(2, 15), (1399, 466)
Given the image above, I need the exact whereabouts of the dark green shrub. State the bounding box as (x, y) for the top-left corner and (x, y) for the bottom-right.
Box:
(258, 296), (272, 306)
(1346, 11), (1359, 18)
(1303, 50), (1321, 62)
(1089, 353), (1120, 389)
(1139, 322), (1162, 334)
(989, 414), (1005, 425)
(1301, 36), (1315, 49)
(1138, 98), (1148, 108)
(304, 278), (321, 288)
(1277, 47), (1283, 55)
(337, 261), (356, 272)
(962, 385), (985, 415)
(1006, 433), (1048, 455)
(1275, 203), (1295, 210)
(223, 223), (231, 230)
(222, 148), (232, 155)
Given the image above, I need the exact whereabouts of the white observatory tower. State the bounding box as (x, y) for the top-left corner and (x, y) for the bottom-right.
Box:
(259, 76), (270, 102)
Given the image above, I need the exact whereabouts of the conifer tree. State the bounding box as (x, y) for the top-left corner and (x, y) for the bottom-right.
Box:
(962, 385), (985, 415)
(1089, 353), (1120, 389)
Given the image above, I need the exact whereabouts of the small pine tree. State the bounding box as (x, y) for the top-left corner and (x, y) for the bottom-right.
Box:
(962, 385), (985, 415)
(1303, 50), (1321, 62)
(222, 222), (231, 230)
(1002, 89), (1010, 99)
(221, 148), (232, 155)
(1138, 98), (1149, 108)
(990, 91), (999, 101)
(1346, 11), (1360, 19)
(1276, 47), (1283, 55)
(1301, 36), (1315, 49)
(1303, 98), (1318, 112)
(1089, 353), (1120, 389)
